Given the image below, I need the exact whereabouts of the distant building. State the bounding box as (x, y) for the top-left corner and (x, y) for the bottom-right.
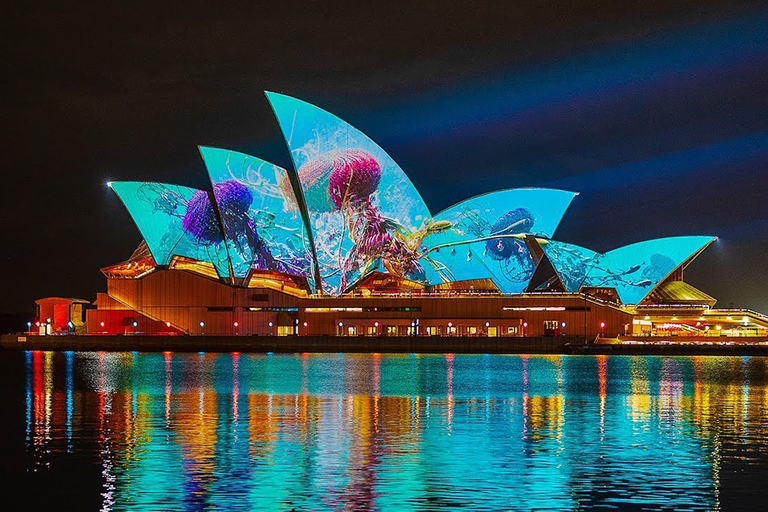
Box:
(34, 93), (768, 338)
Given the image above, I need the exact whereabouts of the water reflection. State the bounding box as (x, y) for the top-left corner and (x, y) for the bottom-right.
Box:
(22, 352), (768, 510)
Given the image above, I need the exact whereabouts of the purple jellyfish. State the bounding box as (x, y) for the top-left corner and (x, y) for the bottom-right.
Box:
(214, 180), (253, 232)
(183, 190), (224, 244)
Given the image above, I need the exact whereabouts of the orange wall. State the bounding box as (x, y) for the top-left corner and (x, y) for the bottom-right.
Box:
(96, 269), (633, 337)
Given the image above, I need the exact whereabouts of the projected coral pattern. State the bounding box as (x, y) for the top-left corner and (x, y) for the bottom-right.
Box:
(201, 147), (314, 284)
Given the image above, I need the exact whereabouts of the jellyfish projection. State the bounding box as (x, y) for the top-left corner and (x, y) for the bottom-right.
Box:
(422, 189), (578, 293)
(183, 189), (225, 245)
(199, 146), (315, 283)
(109, 181), (231, 278)
(485, 208), (535, 262)
(298, 148), (428, 291)
(323, 149), (381, 209)
(108, 93), (717, 305)
(267, 91), (432, 295)
(184, 180), (286, 274)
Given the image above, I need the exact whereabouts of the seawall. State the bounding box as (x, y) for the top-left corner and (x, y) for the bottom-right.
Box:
(5, 334), (768, 356)
(0, 334), (572, 354)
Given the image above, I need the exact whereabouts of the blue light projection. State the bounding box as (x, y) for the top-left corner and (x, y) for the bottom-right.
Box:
(266, 92), (432, 295)
(422, 188), (577, 293)
(583, 236), (716, 304)
(538, 240), (598, 292)
(200, 147), (314, 283)
(109, 181), (230, 278)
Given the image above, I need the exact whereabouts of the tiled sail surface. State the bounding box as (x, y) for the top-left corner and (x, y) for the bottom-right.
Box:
(200, 147), (314, 286)
(109, 181), (230, 278)
(267, 92), (432, 295)
(422, 188), (577, 293)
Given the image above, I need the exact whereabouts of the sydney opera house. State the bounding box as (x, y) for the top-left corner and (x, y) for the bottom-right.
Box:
(35, 93), (768, 339)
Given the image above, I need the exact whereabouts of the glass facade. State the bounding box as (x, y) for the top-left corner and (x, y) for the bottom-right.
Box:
(583, 236), (716, 304)
(109, 182), (231, 278)
(266, 92), (432, 295)
(200, 147), (314, 284)
(422, 189), (577, 293)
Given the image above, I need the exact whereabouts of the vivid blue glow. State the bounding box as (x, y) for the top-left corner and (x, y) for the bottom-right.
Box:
(584, 236), (715, 304)
(200, 146), (314, 283)
(110, 181), (230, 278)
(546, 130), (768, 194)
(422, 188), (576, 292)
(379, 13), (768, 144)
(266, 92), (432, 295)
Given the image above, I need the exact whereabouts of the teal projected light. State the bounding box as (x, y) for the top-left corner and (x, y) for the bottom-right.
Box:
(266, 92), (432, 295)
(538, 239), (598, 292)
(422, 188), (577, 293)
(109, 181), (231, 278)
(200, 147), (314, 284)
(584, 235), (716, 304)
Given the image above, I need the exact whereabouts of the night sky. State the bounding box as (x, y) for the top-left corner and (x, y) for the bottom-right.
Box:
(3, 1), (768, 317)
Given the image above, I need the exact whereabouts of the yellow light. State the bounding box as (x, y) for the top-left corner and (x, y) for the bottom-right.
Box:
(644, 316), (650, 320)
(716, 325), (722, 330)
(727, 316), (732, 321)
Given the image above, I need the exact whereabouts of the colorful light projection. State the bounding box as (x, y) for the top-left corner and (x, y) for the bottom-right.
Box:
(200, 147), (314, 284)
(538, 240), (598, 292)
(109, 181), (231, 278)
(422, 188), (577, 293)
(266, 92), (432, 295)
(583, 236), (716, 304)
(25, 352), (738, 510)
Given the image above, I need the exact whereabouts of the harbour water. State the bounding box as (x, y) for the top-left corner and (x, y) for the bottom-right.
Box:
(3, 351), (768, 510)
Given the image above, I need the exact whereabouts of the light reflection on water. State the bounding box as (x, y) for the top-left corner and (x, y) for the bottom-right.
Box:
(22, 351), (768, 510)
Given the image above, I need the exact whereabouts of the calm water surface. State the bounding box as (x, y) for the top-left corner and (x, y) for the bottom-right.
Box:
(4, 351), (768, 510)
